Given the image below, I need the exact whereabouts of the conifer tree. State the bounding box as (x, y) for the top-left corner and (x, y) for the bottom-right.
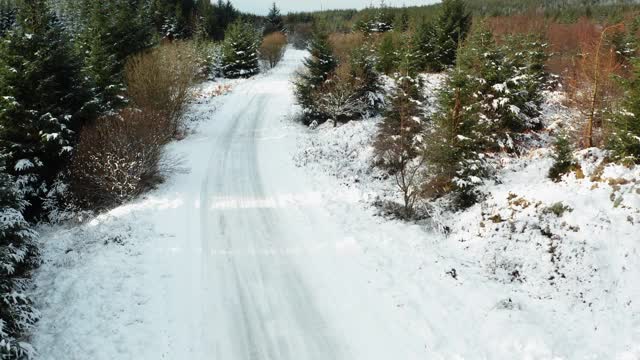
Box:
(436, 0), (471, 67)
(412, 20), (440, 72)
(376, 32), (398, 75)
(293, 27), (337, 124)
(608, 59), (640, 163)
(264, 2), (284, 35)
(456, 26), (547, 149)
(350, 45), (384, 116)
(0, 156), (38, 360)
(548, 132), (576, 181)
(221, 20), (260, 78)
(78, 0), (155, 112)
(424, 62), (490, 208)
(0, 0), (93, 216)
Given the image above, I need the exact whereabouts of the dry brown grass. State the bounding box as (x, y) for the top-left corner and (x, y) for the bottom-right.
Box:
(260, 32), (287, 69)
(125, 41), (200, 138)
(329, 32), (366, 63)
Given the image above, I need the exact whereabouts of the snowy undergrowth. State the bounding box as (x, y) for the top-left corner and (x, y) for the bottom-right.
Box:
(294, 75), (640, 358)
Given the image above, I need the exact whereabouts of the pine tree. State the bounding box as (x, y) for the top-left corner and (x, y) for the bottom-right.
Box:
(456, 26), (547, 150)
(0, 0), (93, 217)
(436, 0), (472, 67)
(221, 20), (260, 78)
(548, 132), (576, 181)
(0, 156), (38, 360)
(293, 28), (337, 124)
(376, 32), (398, 75)
(350, 45), (384, 116)
(78, 0), (155, 112)
(412, 20), (440, 72)
(608, 59), (640, 163)
(424, 64), (491, 208)
(370, 2), (394, 33)
(264, 2), (284, 35)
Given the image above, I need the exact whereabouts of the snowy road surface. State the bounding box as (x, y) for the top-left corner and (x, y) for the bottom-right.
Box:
(32, 49), (426, 359)
(195, 50), (427, 359)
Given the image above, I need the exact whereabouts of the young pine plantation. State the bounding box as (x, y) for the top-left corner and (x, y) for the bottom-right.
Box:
(292, 0), (640, 356)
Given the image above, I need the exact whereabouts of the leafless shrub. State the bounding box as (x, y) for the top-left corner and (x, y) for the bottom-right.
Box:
(125, 41), (200, 138)
(316, 63), (366, 127)
(70, 109), (179, 209)
(260, 32), (287, 68)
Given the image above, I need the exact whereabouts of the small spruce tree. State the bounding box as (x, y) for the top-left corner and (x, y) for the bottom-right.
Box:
(436, 0), (472, 67)
(376, 32), (398, 75)
(221, 20), (260, 78)
(350, 45), (384, 116)
(548, 132), (576, 181)
(293, 27), (337, 124)
(424, 65), (491, 208)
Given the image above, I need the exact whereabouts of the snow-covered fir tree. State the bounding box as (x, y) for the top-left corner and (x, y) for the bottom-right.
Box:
(77, 0), (155, 112)
(221, 20), (260, 78)
(424, 63), (492, 208)
(412, 20), (441, 72)
(0, 157), (38, 360)
(293, 28), (337, 124)
(548, 132), (576, 181)
(350, 45), (385, 116)
(456, 26), (548, 151)
(0, 0), (93, 217)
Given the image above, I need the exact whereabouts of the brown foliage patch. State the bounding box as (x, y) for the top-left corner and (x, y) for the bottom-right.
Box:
(260, 32), (287, 68)
(125, 41), (200, 138)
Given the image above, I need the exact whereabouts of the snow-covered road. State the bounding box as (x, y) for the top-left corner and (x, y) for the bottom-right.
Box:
(194, 49), (427, 359)
(32, 48), (426, 360)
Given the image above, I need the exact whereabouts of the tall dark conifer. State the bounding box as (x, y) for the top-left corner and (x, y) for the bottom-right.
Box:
(264, 2), (284, 35)
(436, 0), (471, 67)
(0, 0), (93, 216)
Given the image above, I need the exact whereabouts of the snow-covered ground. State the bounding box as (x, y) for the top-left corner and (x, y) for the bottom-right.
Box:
(295, 85), (640, 358)
(30, 49), (640, 360)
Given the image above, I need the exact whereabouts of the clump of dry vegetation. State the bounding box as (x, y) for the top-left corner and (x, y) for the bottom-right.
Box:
(260, 32), (287, 68)
(125, 41), (201, 138)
